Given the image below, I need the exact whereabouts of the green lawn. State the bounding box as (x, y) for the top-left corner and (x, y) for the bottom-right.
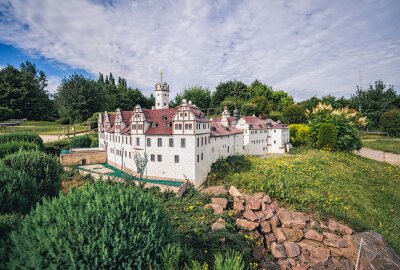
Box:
(206, 150), (400, 254)
(363, 139), (400, 154)
(0, 121), (88, 135)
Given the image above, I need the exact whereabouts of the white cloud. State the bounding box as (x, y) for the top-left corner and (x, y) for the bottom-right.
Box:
(0, 0), (399, 100)
(46, 75), (62, 94)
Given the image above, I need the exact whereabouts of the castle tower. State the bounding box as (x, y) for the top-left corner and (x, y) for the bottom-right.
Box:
(221, 105), (230, 127)
(233, 107), (239, 125)
(155, 81), (169, 109)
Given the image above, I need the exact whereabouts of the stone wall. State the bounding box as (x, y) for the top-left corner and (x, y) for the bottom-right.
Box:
(60, 150), (107, 166)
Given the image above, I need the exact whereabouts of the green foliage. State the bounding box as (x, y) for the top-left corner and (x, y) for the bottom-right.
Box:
(268, 111), (283, 121)
(0, 164), (39, 214)
(0, 62), (55, 120)
(240, 102), (258, 116)
(289, 124), (312, 146)
(160, 243), (187, 270)
(69, 135), (92, 148)
(0, 214), (22, 269)
(206, 151), (400, 254)
(9, 182), (175, 269)
(212, 80), (248, 107)
(3, 150), (63, 197)
(0, 106), (14, 121)
(282, 104), (307, 124)
(381, 109), (400, 137)
(172, 86), (212, 109)
(44, 139), (70, 156)
(214, 250), (245, 270)
(0, 132), (44, 149)
(316, 123), (337, 150)
(55, 117), (70, 125)
(90, 136), (99, 147)
(0, 141), (40, 159)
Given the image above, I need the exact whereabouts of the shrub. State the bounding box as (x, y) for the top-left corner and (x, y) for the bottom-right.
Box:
(9, 182), (175, 269)
(316, 123), (337, 150)
(0, 132), (44, 150)
(3, 151), (63, 198)
(44, 139), (70, 156)
(69, 135), (92, 148)
(0, 141), (39, 159)
(289, 124), (312, 146)
(0, 164), (39, 214)
(0, 107), (14, 121)
(381, 109), (400, 137)
(90, 136), (99, 148)
(55, 117), (70, 125)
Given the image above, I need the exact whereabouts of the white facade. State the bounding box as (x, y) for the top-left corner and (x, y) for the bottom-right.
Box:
(155, 82), (170, 109)
(98, 81), (290, 187)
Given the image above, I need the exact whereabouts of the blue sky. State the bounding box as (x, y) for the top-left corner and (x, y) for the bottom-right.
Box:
(0, 0), (399, 100)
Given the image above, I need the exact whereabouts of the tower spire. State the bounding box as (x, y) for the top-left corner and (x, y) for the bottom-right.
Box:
(160, 70), (163, 84)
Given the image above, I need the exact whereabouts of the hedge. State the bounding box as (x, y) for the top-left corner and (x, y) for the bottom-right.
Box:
(289, 124), (312, 146)
(3, 150), (63, 197)
(0, 133), (44, 150)
(316, 123), (337, 150)
(381, 109), (400, 137)
(0, 164), (39, 215)
(0, 141), (40, 159)
(9, 182), (175, 269)
(69, 135), (92, 148)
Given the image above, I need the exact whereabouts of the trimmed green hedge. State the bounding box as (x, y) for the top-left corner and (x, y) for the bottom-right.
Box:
(381, 109), (400, 137)
(3, 151), (63, 197)
(316, 123), (337, 150)
(0, 164), (39, 215)
(0, 141), (40, 159)
(44, 139), (70, 156)
(69, 135), (92, 148)
(9, 182), (175, 269)
(0, 133), (44, 150)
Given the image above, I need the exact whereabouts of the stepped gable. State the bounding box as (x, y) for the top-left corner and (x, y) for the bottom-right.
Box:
(143, 108), (177, 135)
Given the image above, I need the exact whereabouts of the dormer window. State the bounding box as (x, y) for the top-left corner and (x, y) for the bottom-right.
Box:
(152, 122), (157, 128)
(162, 115), (168, 122)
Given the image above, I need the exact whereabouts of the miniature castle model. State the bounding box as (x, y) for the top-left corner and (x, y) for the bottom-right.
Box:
(98, 80), (290, 187)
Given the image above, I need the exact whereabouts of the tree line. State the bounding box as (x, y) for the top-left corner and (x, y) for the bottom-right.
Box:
(1, 61), (399, 131)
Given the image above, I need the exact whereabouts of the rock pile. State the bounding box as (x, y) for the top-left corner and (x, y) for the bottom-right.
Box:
(201, 185), (400, 270)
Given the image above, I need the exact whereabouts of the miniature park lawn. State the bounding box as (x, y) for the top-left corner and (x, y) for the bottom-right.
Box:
(206, 149), (400, 254)
(362, 139), (400, 155)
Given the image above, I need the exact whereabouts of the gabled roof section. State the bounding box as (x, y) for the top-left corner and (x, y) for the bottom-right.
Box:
(187, 104), (210, 123)
(143, 108), (177, 135)
(210, 121), (243, 137)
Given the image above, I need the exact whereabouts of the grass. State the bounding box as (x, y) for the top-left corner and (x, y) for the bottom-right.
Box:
(207, 149), (400, 254)
(0, 121), (88, 135)
(362, 139), (400, 154)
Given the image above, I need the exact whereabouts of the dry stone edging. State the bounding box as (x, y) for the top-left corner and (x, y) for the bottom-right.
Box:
(205, 185), (399, 270)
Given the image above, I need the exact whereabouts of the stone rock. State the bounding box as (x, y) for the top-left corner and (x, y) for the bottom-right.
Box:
(245, 196), (261, 210)
(228, 185), (242, 197)
(263, 209), (275, 220)
(249, 230), (264, 245)
(216, 217), (227, 224)
(327, 219), (353, 235)
(270, 215), (280, 227)
(260, 260), (281, 270)
(335, 258), (354, 270)
(271, 242), (287, 259)
(351, 231), (400, 270)
(265, 233), (277, 248)
(211, 197), (228, 209)
(281, 228), (304, 242)
(273, 227), (287, 244)
(211, 221), (226, 231)
(284, 241), (301, 258)
(323, 232), (348, 248)
(277, 208), (307, 229)
(260, 221), (271, 234)
(236, 218), (259, 230)
(254, 192), (266, 199)
(201, 186), (227, 196)
(254, 211), (266, 221)
(204, 203), (224, 214)
(233, 197), (244, 213)
(304, 229), (323, 242)
(309, 246), (331, 265)
(252, 246), (267, 261)
(262, 194), (272, 204)
(293, 264), (309, 270)
(243, 209), (258, 221)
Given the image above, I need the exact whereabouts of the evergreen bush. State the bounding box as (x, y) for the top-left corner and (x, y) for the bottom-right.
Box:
(0, 132), (44, 150)
(3, 150), (63, 197)
(69, 135), (92, 148)
(316, 123), (337, 150)
(9, 182), (175, 269)
(0, 164), (39, 214)
(289, 124), (312, 146)
(0, 107), (14, 121)
(381, 109), (400, 137)
(0, 141), (39, 159)
(44, 139), (70, 156)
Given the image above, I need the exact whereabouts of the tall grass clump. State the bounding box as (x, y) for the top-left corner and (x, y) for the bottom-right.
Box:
(8, 182), (175, 269)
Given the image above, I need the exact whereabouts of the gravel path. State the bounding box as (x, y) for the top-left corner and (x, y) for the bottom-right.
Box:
(357, 148), (400, 166)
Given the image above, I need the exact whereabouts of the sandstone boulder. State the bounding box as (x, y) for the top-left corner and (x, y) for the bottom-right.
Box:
(269, 215), (280, 227)
(260, 221), (271, 233)
(236, 218), (259, 230)
(323, 232), (348, 248)
(351, 231), (400, 270)
(252, 246), (267, 261)
(233, 197), (244, 213)
(273, 227), (287, 244)
(281, 228), (304, 242)
(304, 229), (323, 242)
(262, 194), (272, 204)
(201, 186), (227, 196)
(271, 242), (287, 259)
(211, 197), (228, 209)
(211, 221), (226, 231)
(284, 241), (301, 258)
(228, 185), (242, 197)
(265, 233), (277, 248)
(204, 203), (223, 214)
(327, 219), (353, 235)
(243, 209), (258, 221)
(245, 196), (261, 210)
(309, 246), (331, 265)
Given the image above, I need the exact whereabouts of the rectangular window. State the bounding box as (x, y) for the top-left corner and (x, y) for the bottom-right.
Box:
(147, 138), (151, 147)
(201, 137), (204, 146)
(197, 155), (199, 162)
(157, 155), (162, 162)
(132, 124), (136, 130)
(169, 138), (174, 147)
(158, 138), (162, 147)
(181, 138), (186, 148)
(201, 153), (203, 160)
(129, 152), (131, 158)
(174, 155), (179, 163)
(197, 137), (199, 147)
(136, 137), (140, 146)
(151, 154), (155, 162)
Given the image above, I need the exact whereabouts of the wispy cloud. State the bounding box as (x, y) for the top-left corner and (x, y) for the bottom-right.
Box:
(0, 0), (399, 100)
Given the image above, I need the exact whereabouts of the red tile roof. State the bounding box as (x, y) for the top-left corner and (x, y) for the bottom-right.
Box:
(106, 125), (115, 133)
(210, 121), (243, 137)
(143, 108), (177, 135)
